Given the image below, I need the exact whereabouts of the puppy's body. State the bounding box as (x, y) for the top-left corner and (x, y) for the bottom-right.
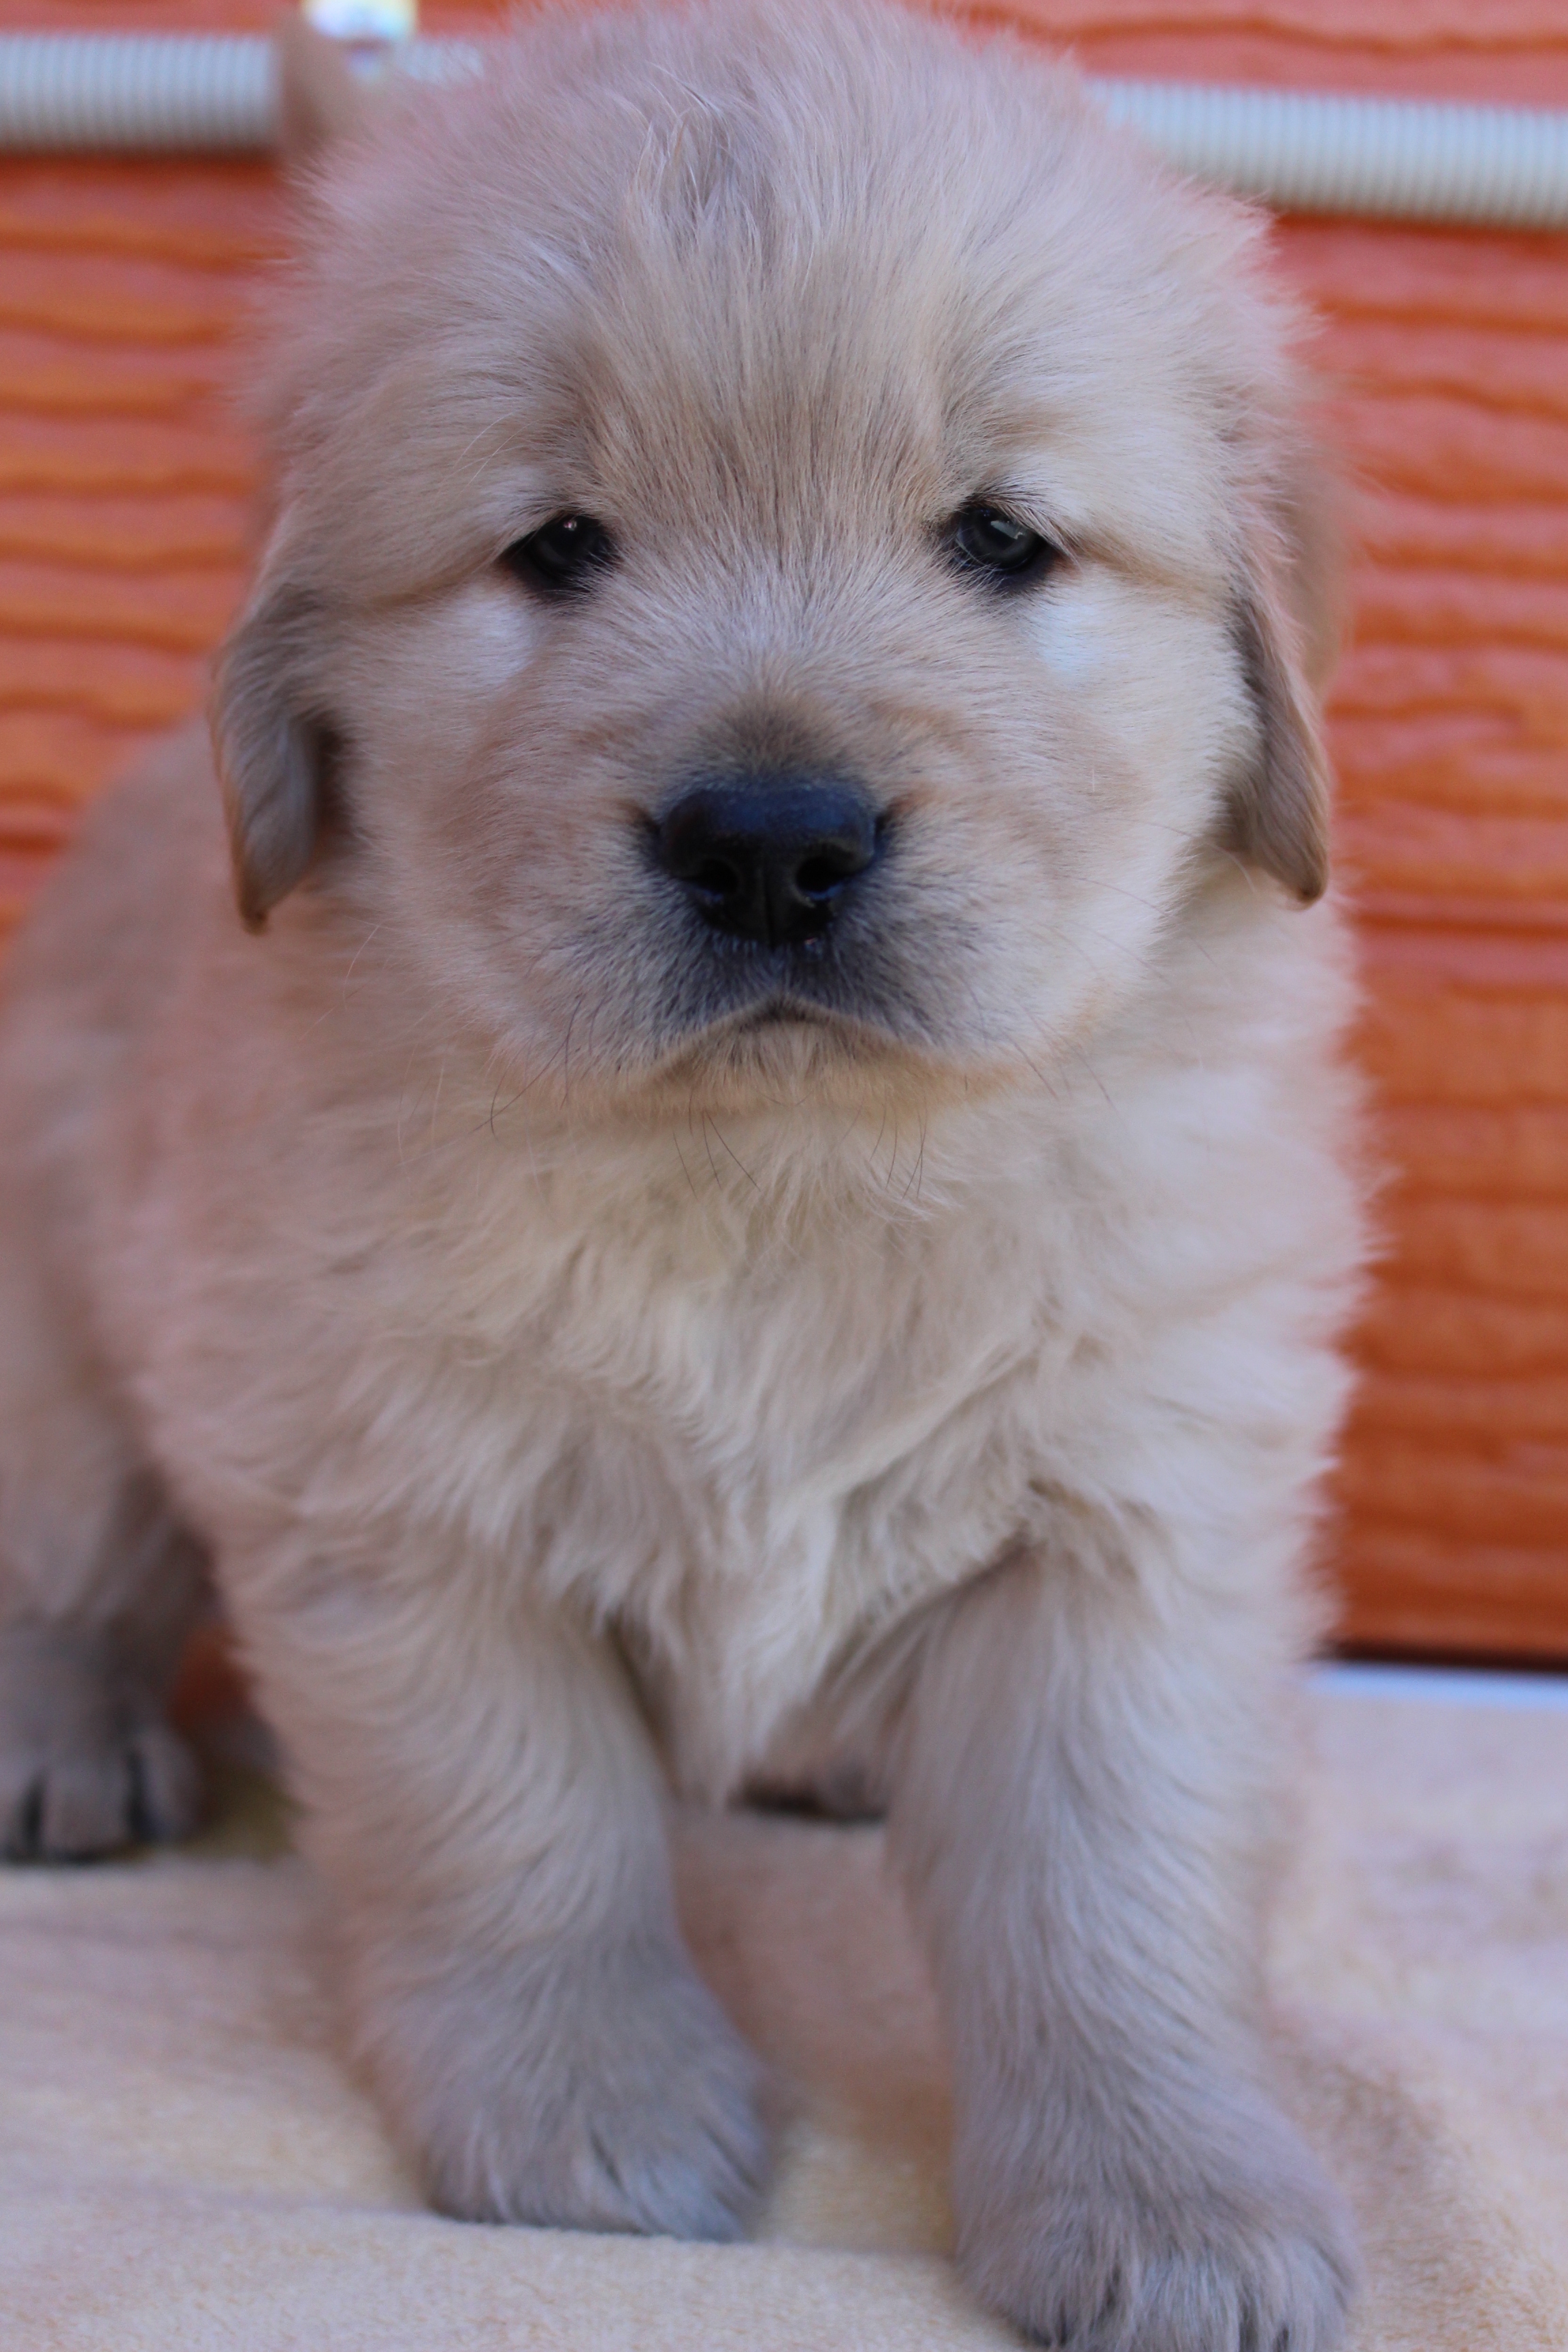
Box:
(0, 6), (1365, 2344)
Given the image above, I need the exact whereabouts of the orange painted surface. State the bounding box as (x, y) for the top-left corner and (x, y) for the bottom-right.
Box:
(3, 1), (1568, 1655)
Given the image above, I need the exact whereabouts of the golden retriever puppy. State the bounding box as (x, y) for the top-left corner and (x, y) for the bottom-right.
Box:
(0, 2), (1364, 2342)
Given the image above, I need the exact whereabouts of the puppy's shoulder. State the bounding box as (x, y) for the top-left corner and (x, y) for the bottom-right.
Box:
(3, 719), (227, 1033)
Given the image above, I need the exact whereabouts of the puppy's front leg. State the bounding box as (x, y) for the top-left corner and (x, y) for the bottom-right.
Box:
(887, 1550), (1356, 2352)
(240, 1560), (767, 2238)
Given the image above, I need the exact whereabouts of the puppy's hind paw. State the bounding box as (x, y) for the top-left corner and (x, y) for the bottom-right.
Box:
(1, 1712), (204, 1872)
(0, 1623), (202, 1860)
(1, 1712), (201, 1861)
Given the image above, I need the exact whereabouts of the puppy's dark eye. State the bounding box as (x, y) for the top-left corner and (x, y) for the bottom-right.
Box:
(502, 514), (615, 597)
(949, 502), (1060, 589)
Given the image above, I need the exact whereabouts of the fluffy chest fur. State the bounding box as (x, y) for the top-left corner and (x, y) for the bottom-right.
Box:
(425, 1141), (1073, 1791)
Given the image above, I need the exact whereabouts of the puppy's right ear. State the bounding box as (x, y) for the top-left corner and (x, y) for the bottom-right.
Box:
(273, 14), (367, 164)
(1224, 574), (1331, 906)
(1222, 439), (1343, 908)
(211, 580), (336, 932)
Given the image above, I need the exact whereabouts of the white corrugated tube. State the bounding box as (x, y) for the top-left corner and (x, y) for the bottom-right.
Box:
(1094, 77), (1568, 229)
(0, 32), (475, 154)
(0, 33), (278, 154)
(0, 30), (1565, 231)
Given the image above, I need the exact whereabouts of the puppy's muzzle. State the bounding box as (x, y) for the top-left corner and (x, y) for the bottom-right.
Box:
(651, 775), (883, 950)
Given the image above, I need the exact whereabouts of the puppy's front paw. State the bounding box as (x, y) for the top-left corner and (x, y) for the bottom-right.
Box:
(368, 1936), (770, 2240)
(958, 2095), (1357, 2352)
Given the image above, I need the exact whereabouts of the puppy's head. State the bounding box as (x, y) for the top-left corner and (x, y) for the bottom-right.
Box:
(216, 0), (1336, 1123)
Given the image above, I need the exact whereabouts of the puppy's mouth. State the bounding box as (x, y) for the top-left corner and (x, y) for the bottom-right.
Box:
(679, 975), (885, 1063)
(640, 959), (933, 1097)
(728, 996), (836, 1032)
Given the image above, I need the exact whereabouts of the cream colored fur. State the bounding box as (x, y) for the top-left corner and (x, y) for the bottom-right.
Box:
(0, 4), (1365, 2344)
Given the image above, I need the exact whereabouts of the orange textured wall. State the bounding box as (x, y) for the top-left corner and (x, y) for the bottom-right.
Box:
(3, 1), (1568, 1656)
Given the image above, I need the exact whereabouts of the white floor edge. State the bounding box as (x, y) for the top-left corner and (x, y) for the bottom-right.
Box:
(1311, 1659), (1568, 1710)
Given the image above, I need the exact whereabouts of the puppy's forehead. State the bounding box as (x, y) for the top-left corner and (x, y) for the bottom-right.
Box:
(280, 3), (1275, 595)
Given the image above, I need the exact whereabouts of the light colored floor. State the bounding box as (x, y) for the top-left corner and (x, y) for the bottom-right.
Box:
(4, 1673), (1568, 2349)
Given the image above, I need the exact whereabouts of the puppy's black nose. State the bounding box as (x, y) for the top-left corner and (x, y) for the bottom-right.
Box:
(653, 777), (881, 948)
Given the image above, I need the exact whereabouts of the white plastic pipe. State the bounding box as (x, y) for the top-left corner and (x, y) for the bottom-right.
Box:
(0, 31), (1565, 231)
(0, 33), (277, 152)
(1093, 77), (1568, 230)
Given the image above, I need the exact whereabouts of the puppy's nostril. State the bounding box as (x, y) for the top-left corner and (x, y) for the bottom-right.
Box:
(652, 775), (882, 949)
(691, 854), (745, 900)
(796, 848), (858, 899)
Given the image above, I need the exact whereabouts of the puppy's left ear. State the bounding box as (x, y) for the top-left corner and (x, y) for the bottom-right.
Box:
(210, 574), (338, 931)
(1223, 451), (1342, 906)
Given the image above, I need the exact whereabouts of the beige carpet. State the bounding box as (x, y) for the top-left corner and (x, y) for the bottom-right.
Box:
(3, 1675), (1567, 2349)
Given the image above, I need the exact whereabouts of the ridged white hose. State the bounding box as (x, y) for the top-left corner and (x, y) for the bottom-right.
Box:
(1092, 78), (1568, 230)
(0, 31), (1566, 230)
(0, 33), (277, 153)
(0, 33), (478, 153)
